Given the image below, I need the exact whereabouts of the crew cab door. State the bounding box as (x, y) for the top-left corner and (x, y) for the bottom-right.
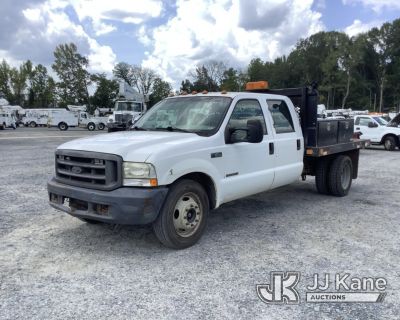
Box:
(266, 99), (304, 188)
(220, 98), (275, 203)
(355, 116), (382, 142)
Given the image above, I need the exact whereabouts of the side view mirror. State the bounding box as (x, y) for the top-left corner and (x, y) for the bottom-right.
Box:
(368, 122), (378, 128)
(227, 119), (264, 144)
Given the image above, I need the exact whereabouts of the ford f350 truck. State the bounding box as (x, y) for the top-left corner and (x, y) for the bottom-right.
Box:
(48, 82), (367, 249)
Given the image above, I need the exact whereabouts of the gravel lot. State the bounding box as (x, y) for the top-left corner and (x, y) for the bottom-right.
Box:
(0, 127), (399, 320)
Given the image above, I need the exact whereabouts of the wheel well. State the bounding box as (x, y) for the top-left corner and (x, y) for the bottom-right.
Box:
(175, 172), (217, 209)
(381, 134), (399, 145)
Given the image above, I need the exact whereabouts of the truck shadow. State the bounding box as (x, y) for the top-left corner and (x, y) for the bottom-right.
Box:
(54, 182), (321, 253)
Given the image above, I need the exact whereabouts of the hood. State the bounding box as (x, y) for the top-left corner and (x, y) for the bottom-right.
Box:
(387, 113), (400, 127)
(57, 131), (202, 162)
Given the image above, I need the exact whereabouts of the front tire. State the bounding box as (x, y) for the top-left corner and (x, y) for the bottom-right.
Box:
(98, 123), (105, 130)
(29, 121), (37, 128)
(153, 179), (209, 249)
(328, 155), (353, 197)
(383, 136), (396, 151)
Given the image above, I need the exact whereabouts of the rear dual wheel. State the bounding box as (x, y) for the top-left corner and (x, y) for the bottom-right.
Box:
(315, 155), (353, 197)
(87, 122), (96, 131)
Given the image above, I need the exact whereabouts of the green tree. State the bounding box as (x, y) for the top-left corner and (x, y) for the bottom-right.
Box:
(30, 64), (57, 107)
(52, 43), (91, 108)
(220, 68), (240, 91)
(0, 60), (12, 101)
(90, 73), (119, 111)
(149, 77), (172, 107)
(113, 62), (134, 86)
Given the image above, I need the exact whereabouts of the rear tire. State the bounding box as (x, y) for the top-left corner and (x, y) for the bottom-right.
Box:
(87, 122), (95, 131)
(29, 121), (37, 128)
(383, 136), (396, 151)
(58, 122), (68, 131)
(315, 158), (330, 195)
(153, 179), (209, 249)
(328, 155), (353, 197)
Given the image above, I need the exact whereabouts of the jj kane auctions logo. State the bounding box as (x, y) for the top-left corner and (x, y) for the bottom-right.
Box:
(257, 272), (387, 304)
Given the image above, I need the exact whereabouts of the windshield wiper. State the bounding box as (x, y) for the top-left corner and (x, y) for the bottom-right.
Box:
(155, 126), (193, 133)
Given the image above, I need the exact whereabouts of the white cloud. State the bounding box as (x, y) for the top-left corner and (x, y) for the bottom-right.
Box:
(1, 0), (117, 75)
(344, 19), (383, 37)
(69, 0), (163, 35)
(342, 0), (400, 12)
(141, 0), (324, 87)
(92, 20), (117, 36)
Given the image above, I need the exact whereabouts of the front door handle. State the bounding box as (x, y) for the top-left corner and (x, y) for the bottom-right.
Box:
(356, 127), (360, 130)
(269, 142), (274, 155)
(297, 139), (301, 150)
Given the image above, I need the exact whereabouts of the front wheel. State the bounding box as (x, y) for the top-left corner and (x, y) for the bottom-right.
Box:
(29, 121), (37, 128)
(384, 136), (396, 151)
(153, 179), (209, 249)
(328, 155), (353, 197)
(98, 123), (105, 130)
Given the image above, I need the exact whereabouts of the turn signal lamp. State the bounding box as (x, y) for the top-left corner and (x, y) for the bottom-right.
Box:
(246, 81), (269, 91)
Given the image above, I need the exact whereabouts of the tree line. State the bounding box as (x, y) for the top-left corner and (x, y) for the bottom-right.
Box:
(182, 19), (400, 112)
(1, 18), (399, 112)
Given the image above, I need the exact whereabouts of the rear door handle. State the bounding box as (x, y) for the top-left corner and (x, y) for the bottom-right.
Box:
(269, 142), (274, 155)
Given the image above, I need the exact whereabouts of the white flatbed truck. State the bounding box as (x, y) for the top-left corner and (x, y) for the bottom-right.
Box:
(48, 82), (368, 249)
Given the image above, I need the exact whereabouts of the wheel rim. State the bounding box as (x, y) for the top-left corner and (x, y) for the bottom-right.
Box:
(172, 192), (202, 238)
(385, 139), (392, 149)
(341, 162), (351, 189)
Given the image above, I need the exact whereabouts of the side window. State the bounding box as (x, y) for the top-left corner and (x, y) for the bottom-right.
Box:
(228, 99), (267, 134)
(267, 100), (295, 134)
(355, 117), (360, 125)
(358, 117), (371, 126)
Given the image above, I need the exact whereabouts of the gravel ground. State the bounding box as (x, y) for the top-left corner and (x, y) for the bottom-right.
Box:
(0, 127), (399, 320)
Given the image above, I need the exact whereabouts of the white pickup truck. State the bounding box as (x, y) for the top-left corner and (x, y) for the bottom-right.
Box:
(48, 83), (367, 249)
(354, 114), (400, 151)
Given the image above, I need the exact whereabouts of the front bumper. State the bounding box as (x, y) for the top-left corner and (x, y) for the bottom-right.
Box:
(47, 178), (168, 225)
(107, 122), (127, 129)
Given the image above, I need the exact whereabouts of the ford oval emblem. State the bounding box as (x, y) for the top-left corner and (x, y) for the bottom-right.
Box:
(71, 166), (82, 174)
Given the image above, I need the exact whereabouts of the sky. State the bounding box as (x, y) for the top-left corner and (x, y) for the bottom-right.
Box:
(1, 0), (400, 88)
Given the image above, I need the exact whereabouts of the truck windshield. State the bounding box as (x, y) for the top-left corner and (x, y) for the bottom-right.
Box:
(116, 102), (142, 112)
(134, 96), (232, 136)
(373, 117), (388, 126)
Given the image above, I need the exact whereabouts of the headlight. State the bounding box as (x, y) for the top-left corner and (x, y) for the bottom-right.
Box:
(108, 118), (113, 123)
(123, 162), (158, 187)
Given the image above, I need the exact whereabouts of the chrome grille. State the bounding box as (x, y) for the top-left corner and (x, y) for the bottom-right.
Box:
(55, 151), (122, 190)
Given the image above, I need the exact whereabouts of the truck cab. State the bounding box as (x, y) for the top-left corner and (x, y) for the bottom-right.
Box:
(107, 100), (145, 132)
(48, 83), (367, 249)
(354, 114), (400, 151)
(0, 111), (17, 130)
(107, 82), (147, 132)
